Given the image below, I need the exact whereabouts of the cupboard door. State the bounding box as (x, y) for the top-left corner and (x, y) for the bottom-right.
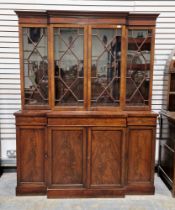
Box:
(48, 127), (86, 187)
(127, 127), (155, 183)
(18, 127), (45, 183)
(89, 127), (125, 187)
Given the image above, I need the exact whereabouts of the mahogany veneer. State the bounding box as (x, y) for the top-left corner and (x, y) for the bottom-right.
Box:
(15, 111), (157, 197)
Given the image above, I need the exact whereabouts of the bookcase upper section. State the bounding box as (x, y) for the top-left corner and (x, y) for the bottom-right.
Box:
(15, 10), (158, 111)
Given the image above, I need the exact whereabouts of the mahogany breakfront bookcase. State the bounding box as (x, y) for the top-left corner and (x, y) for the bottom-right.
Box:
(14, 11), (159, 198)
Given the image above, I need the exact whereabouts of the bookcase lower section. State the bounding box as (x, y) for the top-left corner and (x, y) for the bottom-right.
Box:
(15, 111), (157, 198)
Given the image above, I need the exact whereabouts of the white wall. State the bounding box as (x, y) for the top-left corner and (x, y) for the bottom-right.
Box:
(0, 0), (175, 166)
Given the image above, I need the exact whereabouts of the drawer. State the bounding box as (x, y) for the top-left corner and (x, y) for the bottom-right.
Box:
(127, 117), (157, 126)
(16, 116), (47, 126)
(48, 117), (126, 127)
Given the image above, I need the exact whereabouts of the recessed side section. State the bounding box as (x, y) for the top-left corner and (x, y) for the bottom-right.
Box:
(126, 126), (155, 195)
(19, 128), (45, 182)
(127, 128), (153, 183)
(16, 126), (46, 195)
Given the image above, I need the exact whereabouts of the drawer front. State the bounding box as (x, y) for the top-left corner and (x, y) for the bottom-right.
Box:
(127, 117), (156, 126)
(48, 117), (126, 127)
(16, 116), (47, 126)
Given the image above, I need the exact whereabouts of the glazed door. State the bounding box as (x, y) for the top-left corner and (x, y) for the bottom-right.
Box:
(52, 25), (124, 111)
(88, 25), (124, 110)
(126, 28), (154, 110)
(21, 27), (49, 109)
(48, 127), (86, 188)
(87, 127), (125, 188)
(52, 25), (87, 110)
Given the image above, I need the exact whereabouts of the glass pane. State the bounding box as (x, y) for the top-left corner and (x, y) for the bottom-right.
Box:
(91, 28), (121, 106)
(54, 28), (84, 106)
(126, 29), (152, 106)
(23, 27), (48, 106)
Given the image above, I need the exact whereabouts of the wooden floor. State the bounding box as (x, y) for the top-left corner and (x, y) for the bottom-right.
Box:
(0, 173), (174, 210)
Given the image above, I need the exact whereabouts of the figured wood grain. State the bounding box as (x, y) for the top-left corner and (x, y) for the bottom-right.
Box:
(90, 129), (122, 186)
(19, 128), (45, 182)
(51, 128), (85, 185)
(127, 128), (153, 183)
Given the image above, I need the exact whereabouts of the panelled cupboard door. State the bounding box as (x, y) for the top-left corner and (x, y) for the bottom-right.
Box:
(48, 127), (86, 187)
(127, 127), (155, 184)
(17, 127), (45, 183)
(88, 127), (125, 188)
